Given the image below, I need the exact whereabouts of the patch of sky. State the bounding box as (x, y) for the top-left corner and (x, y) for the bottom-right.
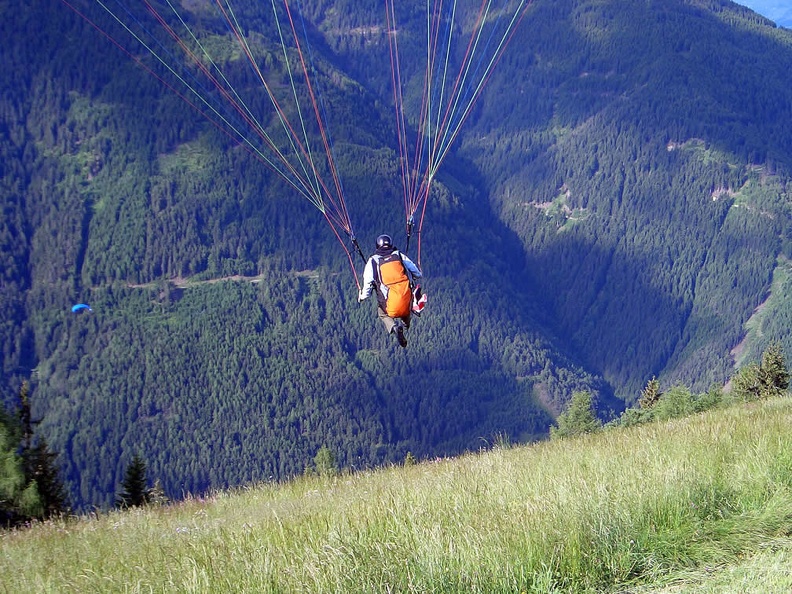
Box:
(733, 1), (792, 28)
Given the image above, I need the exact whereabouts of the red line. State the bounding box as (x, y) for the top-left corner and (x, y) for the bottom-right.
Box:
(282, 0), (353, 234)
(140, 0), (315, 189)
(60, 0), (362, 282)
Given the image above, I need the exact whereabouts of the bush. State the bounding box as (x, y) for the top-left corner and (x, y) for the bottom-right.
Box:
(616, 384), (722, 429)
(732, 363), (764, 402)
(616, 406), (651, 428)
(693, 385), (723, 412)
(653, 385), (697, 421)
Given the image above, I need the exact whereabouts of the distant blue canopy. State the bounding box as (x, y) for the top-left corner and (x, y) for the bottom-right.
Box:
(71, 304), (92, 313)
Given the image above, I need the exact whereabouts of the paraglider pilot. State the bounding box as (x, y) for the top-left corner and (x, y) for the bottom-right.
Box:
(358, 234), (422, 348)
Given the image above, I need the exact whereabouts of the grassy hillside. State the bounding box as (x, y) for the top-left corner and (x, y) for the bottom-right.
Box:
(3, 397), (792, 593)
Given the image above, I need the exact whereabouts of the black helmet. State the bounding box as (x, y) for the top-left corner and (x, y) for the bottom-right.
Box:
(376, 234), (393, 250)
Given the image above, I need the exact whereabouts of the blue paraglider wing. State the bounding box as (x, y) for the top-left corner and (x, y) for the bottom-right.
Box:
(71, 304), (92, 313)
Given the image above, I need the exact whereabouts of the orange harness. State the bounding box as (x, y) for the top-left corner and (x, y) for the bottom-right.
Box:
(376, 253), (412, 318)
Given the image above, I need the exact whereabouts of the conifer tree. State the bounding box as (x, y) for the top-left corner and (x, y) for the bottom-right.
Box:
(760, 341), (789, 397)
(550, 391), (601, 439)
(732, 342), (790, 401)
(23, 439), (69, 519)
(18, 381), (34, 450)
(639, 377), (662, 409)
(116, 454), (151, 509)
(1, 403), (42, 526)
(16, 382), (69, 519)
(312, 445), (338, 477)
(148, 479), (169, 506)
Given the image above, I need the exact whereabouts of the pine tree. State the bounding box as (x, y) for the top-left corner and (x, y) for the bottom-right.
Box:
(759, 341), (789, 397)
(312, 445), (338, 477)
(18, 381), (35, 450)
(1, 402), (42, 527)
(148, 479), (169, 506)
(17, 382), (69, 519)
(732, 342), (790, 401)
(639, 377), (662, 409)
(550, 391), (601, 439)
(23, 439), (69, 519)
(116, 455), (151, 509)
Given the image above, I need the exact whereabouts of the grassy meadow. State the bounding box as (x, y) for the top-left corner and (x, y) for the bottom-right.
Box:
(3, 398), (792, 593)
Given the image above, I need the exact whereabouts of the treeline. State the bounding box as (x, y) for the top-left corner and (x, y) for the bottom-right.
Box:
(4, 340), (786, 522)
(551, 341), (791, 439)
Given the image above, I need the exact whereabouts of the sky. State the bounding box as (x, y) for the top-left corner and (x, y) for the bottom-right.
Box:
(733, 1), (792, 28)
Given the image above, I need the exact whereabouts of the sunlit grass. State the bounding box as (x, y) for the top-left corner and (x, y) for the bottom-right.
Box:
(3, 398), (792, 593)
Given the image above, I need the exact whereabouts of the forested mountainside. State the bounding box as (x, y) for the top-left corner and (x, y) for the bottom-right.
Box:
(2, 0), (792, 508)
(479, 0), (792, 394)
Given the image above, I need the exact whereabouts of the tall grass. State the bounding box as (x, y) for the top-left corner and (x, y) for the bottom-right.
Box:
(3, 398), (792, 593)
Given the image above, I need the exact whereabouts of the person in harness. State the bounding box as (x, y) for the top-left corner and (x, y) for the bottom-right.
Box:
(358, 234), (423, 347)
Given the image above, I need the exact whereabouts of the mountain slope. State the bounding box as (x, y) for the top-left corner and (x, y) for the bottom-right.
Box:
(2, 0), (610, 508)
(458, 0), (792, 395)
(2, 0), (792, 508)
(306, 0), (792, 396)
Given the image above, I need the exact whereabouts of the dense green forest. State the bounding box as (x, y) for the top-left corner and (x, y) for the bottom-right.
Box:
(2, 0), (792, 509)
